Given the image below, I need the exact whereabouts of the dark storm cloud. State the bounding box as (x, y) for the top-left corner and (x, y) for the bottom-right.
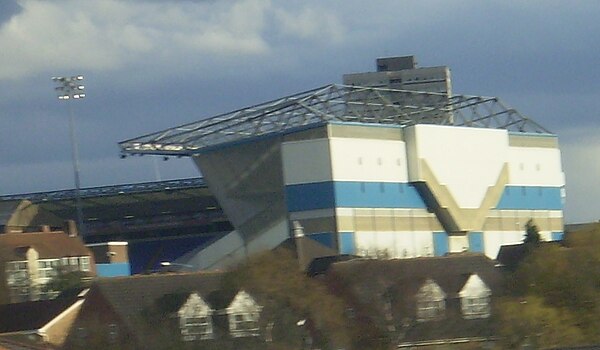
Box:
(0, 0), (22, 25)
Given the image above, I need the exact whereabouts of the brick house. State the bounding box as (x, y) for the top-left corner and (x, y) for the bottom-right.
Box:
(0, 290), (86, 348)
(0, 231), (95, 303)
(325, 254), (506, 348)
(64, 272), (267, 349)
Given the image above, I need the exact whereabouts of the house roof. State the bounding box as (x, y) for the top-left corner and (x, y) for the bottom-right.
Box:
(496, 243), (528, 271)
(0, 296), (79, 333)
(0, 232), (91, 261)
(496, 241), (563, 271)
(90, 272), (224, 331)
(326, 254), (505, 343)
(307, 254), (358, 277)
(330, 254), (504, 297)
(0, 337), (55, 350)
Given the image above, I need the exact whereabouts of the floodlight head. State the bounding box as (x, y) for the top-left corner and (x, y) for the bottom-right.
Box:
(78, 85), (84, 90)
(76, 75), (84, 80)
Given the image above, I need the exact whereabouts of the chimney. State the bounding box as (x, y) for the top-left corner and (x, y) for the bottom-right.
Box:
(293, 221), (307, 271)
(65, 220), (78, 237)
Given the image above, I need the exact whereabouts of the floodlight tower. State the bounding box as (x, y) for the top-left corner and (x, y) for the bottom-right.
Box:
(52, 75), (86, 236)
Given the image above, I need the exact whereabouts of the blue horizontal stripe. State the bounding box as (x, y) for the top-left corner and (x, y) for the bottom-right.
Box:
(335, 182), (427, 208)
(286, 182), (335, 211)
(96, 263), (131, 277)
(285, 181), (427, 212)
(495, 186), (563, 210)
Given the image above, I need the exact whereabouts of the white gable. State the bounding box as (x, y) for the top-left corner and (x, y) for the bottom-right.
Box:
(178, 292), (213, 318)
(227, 290), (262, 314)
(459, 274), (491, 298)
(417, 278), (446, 301)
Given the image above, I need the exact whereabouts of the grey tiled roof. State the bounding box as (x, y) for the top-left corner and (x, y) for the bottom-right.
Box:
(327, 254), (506, 343)
(0, 232), (91, 260)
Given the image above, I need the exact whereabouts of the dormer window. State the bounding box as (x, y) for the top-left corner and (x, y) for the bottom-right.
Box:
(459, 274), (491, 319)
(181, 316), (213, 341)
(462, 296), (490, 318)
(227, 290), (262, 338)
(416, 278), (446, 322)
(178, 293), (214, 341)
(230, 312), (260, 337)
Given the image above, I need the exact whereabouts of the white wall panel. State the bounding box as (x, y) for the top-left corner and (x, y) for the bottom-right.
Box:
(355, 231), (434, 258)
(449, 235), (469, 253)
(282, 139), (332, 185)
(329, 138), (408, 182)
(406, 125), (509, 208)
(540, 231), (554, 241)
(508, 147), (565, 186)
(483, 231), (525, 259)
(404, 127), (419, 181)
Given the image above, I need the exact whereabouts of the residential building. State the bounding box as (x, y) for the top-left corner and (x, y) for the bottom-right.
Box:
(325, 254), (505, 348)
(0, 231), (95, 303)
(64, 272), (266, 349)
(0, 290), (86, 348)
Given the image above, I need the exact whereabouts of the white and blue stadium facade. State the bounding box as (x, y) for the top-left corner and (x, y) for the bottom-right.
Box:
(119, 84), (565, 268)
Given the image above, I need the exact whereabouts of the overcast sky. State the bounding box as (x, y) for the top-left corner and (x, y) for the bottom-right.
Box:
(0, 0), (598, 224)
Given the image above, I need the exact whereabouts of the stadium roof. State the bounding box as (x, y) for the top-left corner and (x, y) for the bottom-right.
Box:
(119, 84), (551, 156)
(0, 177), (206, 202)
(0, 178), (226, 232)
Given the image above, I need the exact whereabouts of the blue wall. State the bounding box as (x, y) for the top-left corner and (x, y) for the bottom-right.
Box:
(285, 181), (335, 212)
(287, 183), (563, 212)
(433, 232), (449, 256)
(468, 232), (484, 253)
(96, 263), (131, 277)
(338, 232), (355, 254)
(286, 181), (427, 212)
(496, 186), (563, 210)
(335, 182), (427, 208)
(551, 231), (564, 241)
